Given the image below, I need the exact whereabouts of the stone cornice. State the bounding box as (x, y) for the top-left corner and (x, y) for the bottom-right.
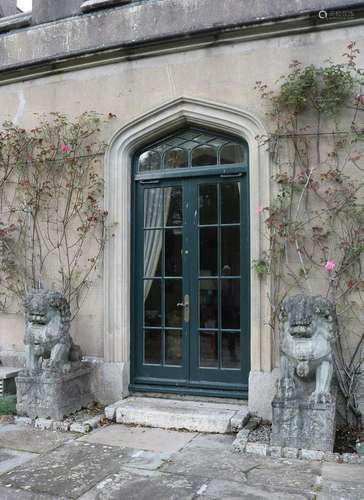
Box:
(0, 0), (363, 85)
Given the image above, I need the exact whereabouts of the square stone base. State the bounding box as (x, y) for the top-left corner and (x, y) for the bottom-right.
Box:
(16, 367), (93, 420)
(271, 395), (336, 452)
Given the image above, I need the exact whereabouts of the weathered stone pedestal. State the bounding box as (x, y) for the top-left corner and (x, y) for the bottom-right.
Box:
(272, 386), (337, 452)
(16, 366), (93, 420)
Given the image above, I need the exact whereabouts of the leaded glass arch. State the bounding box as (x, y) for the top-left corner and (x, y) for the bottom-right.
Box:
(137, 128), (248, 173)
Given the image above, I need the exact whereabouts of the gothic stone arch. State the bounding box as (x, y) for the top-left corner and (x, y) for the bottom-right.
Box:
(104, 97), (273, 415)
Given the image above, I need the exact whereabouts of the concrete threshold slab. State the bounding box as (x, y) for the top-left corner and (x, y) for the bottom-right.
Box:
(110, 396), (248, 433)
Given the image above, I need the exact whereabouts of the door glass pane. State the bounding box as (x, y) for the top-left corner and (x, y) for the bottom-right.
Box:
(164, 148), (188, 169)
(221, 227), (240, 275)
(221, 279), (240, 329)
(221, 182), (240, 224)
(166, 187), (183, 227)
(165, 279), (183, 327)
(144, 230), (162, 277)
(144, 280), (161, 326)
(200, 227), (217, 276)
(200, 331), (218, 368)
(139, 150), (161, 172)
(199, 184), (217, 225)
(165, 330), (182, 365)
(222, 333), (240, 368)
(220, 144), (246, 164)
(199, 280), (218, 329)
(144, 329), (162, 364)
(144, 188), (163, 228)
(165, 228), (182, 276)
(192, 145), (217, 167)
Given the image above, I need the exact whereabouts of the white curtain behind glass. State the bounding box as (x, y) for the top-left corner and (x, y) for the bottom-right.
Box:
(144, 188), (171, 300)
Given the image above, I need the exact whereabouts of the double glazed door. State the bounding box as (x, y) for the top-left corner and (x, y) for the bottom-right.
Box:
(132, 175), (250, 397)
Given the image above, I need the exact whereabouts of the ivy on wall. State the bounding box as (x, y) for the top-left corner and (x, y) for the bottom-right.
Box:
(255, 42), (364, 424)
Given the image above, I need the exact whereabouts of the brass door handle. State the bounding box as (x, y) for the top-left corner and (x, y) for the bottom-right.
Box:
(183, 294), (190, 323)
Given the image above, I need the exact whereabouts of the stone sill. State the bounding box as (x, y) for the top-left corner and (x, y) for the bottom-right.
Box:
(80, 0), (133, 13)
(0, 12), (31, 33)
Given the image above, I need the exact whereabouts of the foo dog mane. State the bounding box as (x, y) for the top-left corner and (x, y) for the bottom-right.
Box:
(24, 289), (71, 342)
(280, 294), (337, 343)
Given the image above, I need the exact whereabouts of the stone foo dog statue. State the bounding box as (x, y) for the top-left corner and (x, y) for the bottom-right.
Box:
(276, 294), (337, 404)
(24, 289), (82, 373)
(16, 289), (92, 420)
(272, 294), (338, 452)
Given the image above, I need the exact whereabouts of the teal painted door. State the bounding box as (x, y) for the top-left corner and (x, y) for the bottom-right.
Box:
(132, 174), (250, 397)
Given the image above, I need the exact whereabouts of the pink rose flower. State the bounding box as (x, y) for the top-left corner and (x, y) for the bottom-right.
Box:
(325, 260), (336, 272)
(256, 206), (264, 215)
(60, 143), (70, 154)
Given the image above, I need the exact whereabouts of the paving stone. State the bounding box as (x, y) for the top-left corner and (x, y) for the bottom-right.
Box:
(0, 486), (63, 499)
(0, 424), (77, 453)
(0, 448), (37, 475)
(0, 442), (128, 498)
(160, 438), (262, 481)
(318, 480), (364, 500)
(184, 432), (235, 450)
(80, 423), (196, 453)
(320, 462), (364, 483)
(78, 467), (204, 500)
(246, 460), (322, 496)
(202, 478), (309, 499)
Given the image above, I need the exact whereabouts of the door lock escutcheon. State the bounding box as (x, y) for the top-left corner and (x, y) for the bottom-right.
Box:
(176, 294), (190, 322)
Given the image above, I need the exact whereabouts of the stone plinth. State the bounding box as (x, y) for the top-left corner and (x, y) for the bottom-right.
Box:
(272, 390), (336, 452)
(16, 367), (93, 420)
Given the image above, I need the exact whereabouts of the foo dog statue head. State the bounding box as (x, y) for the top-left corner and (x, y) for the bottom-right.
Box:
(24, 289), (82, 373)
(277, 294), (337, 404)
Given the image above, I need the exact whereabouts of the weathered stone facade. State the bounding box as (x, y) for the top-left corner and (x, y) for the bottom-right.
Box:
(0, 0), (363, 417)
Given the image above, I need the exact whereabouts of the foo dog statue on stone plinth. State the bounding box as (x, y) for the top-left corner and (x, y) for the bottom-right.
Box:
(271, 294), (337, 452)
(16, 289), (93, 420)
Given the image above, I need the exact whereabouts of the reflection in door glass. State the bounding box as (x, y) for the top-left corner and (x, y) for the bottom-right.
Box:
(221, 279), (240, 329)
(165, 279), (183, 327)
(200, 227), (218, 276)
(221, 227), (240, 275)
(221, 182), (240, 224)
(144, 329), (162, 364)
(199, 280), (218, 329)
(199, 184), (217, 225)
(200, 331), (219, 367)
(222, 333), (240, 368)
(165, 229), (182, 276)
(165, 330), (182, 365)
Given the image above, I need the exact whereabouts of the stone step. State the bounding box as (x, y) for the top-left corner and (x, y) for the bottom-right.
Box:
(106, 396), (248, 434)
